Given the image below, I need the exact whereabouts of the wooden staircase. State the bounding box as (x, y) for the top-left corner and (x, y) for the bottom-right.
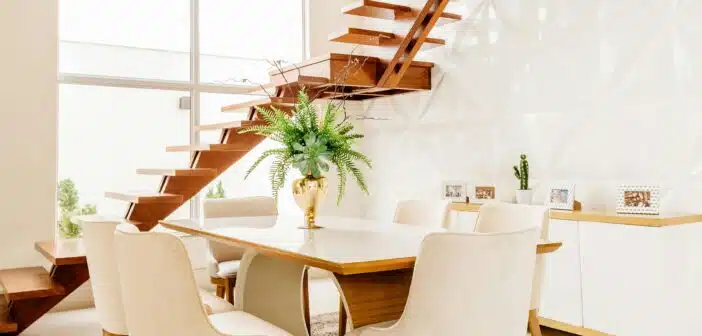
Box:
(0, 241), (89, 335)
(0, 1), (460, 333)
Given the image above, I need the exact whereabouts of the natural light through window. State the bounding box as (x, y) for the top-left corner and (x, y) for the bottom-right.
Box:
(57, 0), (305, 235)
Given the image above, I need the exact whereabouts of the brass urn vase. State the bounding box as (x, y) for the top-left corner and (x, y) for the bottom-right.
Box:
(292, 176), (328, 229)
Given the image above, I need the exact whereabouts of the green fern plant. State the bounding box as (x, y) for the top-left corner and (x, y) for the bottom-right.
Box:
(240, 90), (371, 204)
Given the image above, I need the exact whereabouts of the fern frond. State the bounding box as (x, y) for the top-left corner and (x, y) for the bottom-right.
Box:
(346, 149), (372, 168)
(331, 155), (348, 204)
(245, 148), (286, 179)
(346, 161), (369, 195)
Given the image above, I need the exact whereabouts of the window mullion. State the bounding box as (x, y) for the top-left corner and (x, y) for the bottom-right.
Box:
(189, 0), (201, 222)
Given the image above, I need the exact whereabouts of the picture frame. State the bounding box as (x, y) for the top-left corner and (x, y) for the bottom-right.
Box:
(442, 181), (468, 203)
(468, 185), (496, 204)
(616, 185), (660, 215)
(547, 184), (575, 210)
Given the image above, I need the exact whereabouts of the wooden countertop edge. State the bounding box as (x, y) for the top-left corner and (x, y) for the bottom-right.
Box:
(539, 317), (612, 336)
(449, 203), (702, 227)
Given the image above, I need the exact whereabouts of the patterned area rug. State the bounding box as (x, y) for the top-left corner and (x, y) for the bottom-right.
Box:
(311, 312), (340, 336)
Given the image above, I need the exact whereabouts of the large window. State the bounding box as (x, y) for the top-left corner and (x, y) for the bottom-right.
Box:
(58, 0), (306, 234)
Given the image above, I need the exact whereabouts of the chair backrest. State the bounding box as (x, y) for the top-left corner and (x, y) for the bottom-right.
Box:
(393, 200), (450, 228)
(396, 229), (539, 336)
(474, 202), (550, 310)
(79, 216), (128, 335)
(114, 226), (219, 336)
(203, 196), (277, 219)
(203, 197), (277, 263)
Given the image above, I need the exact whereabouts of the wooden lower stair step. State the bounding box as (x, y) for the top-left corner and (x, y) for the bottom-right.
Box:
(330, 27), (445, 49)
(136, 168), (218, 177)
(0, 267), (65, 300)
(35, 240), (86, 266)
(221, 97), (298, 112)
(165, 143), (255, 152)
(105, 191), (183, 204)
(0, 316), (17, 333)
(342, 0), (462, 24)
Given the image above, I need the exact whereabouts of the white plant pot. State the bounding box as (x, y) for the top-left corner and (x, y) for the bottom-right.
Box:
(515, 189), (533, 205)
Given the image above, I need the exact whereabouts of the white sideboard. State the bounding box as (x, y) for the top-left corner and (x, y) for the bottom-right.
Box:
(450, 203), (702, 336)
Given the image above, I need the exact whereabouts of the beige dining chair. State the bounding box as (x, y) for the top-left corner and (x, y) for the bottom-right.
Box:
(474, 202), (550, 336)
(337, 199), (453, 333)
(346, 228), (540, 336)
(81, 218), (236, 336)
(113, 224), (292, 336)
(203, 196), (277, 303)
(393, 200), (451, 228)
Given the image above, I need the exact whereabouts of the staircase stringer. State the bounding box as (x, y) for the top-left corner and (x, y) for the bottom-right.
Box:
(377, 0), (450, 88)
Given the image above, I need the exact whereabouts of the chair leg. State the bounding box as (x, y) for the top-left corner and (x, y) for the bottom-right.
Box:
(225, 276), (236, 304)
(303, 269), (311, 334)
(338, 299), (347, 336)
(215, 284), (225, 298)
(527, 309), (543, 336)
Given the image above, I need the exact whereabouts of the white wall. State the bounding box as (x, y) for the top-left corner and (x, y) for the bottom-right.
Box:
(0, 0), (58, 268)
(306, 0), (360, 57)
(359, 0), (702, 220)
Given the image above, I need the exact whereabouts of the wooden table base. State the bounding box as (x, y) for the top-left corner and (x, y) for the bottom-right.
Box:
(332, 269), (413, 330)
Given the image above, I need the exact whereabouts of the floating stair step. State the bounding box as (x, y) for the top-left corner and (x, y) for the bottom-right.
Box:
(343, 0), (462, 24)
(165, 143), (254, 153)
(221, 97), (298, 112)
(296, 75), (331, 87)
(195, 120), (266, 132)
(0, 317), (17, 333)
(105, 191), (183, 204)
(0, 267), (65, 300)
(330, 27), (445, 49)
(35, 240), (86, 266)
(136, 168), (218, 177)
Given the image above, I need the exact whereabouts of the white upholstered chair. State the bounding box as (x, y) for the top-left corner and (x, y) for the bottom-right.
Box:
(113, 224), (292, 336)
(203, 196), (277, 303)
(393, 200), (450, 228)
(337, 200), (453, 333)
(474, 202), (550, 336)
(81, 218), (235, 336)
(80, 216), (129, 336)
(346, 228), (540, 336)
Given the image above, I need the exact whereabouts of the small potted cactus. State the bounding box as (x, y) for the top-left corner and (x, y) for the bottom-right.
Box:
(513, 154), (532, 204)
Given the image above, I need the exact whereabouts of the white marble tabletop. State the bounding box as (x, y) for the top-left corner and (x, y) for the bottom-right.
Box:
(160, 215), (561, 275)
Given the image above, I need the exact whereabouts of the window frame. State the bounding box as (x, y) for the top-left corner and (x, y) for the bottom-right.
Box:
(58, 0), (308, 220)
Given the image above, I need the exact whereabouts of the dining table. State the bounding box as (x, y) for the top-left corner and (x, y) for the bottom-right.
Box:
(160, 215), (562, 336)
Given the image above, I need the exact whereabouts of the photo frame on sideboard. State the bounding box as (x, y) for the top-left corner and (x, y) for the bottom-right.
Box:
(547, 184), (575, 210)
(468, 184), (497, 204)
(616, 185), (660, 215)
(442, 181), (468, 203)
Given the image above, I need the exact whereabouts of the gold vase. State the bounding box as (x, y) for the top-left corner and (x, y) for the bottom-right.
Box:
(292, 176), (327, 229)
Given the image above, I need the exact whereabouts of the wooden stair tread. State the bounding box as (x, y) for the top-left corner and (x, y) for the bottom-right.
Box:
(330, 27), (445, 49)
(136, 168), (218, 177)
(343, 0), (462, 23)
(0, 267), (65, 300)
(105, 191), (183, 204)
(195, 120), (266, 131)
(0, 316), (17, 333)
(35, 241), (86, 266)
(166, 143), (256, 152)
(221, 97), (298, 112)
